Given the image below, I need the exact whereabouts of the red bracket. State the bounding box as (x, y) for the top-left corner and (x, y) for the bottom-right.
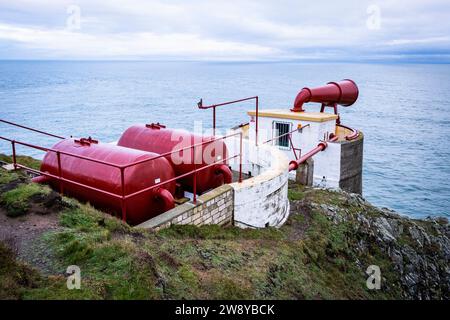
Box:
(74, 137), (98, 146)
(146, 122), (166, 129)
(320, 102), (338, 115)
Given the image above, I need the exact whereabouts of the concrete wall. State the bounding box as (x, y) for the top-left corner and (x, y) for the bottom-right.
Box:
(312, 142), (341, 188)
(136, 185), (233, 231)
(226, 138), (291, 229)
(339, 133), (364, 194)
(248, 115), (336, 153)
(245, 114), (364, 194)
(136, 137), (291, 231)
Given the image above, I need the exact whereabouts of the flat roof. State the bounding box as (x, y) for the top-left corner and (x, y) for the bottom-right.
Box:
(247, 109), (338, 122)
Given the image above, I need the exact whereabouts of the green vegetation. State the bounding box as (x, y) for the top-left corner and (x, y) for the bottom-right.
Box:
(0, 155), (437, 299)
(1, 183), (51, 217)
(0, 169), (20, 185)
(0, 242), (40, 299)
(0, 154), (41, 170)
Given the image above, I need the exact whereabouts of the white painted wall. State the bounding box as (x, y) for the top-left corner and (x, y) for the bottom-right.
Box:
(312, 142), (341, 188)
(225, 138), (290, 229)
(247, 115), (341, 189)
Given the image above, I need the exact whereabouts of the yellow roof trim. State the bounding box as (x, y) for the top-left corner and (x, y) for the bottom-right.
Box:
(247, 109), (338, 122)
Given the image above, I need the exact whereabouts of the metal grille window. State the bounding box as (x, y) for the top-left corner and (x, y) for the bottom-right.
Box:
(274, 122), (291, 148)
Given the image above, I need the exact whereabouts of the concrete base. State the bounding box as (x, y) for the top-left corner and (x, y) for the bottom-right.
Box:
(2, 164), (16, 171)
(339, 133), (364, 194)
(295, 158), (314, 186)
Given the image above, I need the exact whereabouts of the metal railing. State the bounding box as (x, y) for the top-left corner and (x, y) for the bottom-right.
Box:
(197, 96), (259, 145)
(0, 119), (66, 139)
(0, 130), (243, 223)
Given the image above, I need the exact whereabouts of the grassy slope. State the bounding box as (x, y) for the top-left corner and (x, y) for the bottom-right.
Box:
(0, 155), (405, 299)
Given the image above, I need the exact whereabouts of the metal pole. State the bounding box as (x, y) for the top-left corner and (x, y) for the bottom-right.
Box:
(11, 140), (17, 169)
(239, 132), (243, 183)
(193, 145), (197, 204)
(213, 106), (216, 136)
(0, 119), (65, 139)
(288, 135), (298, 160)
(120, 167), (126, 222)
(255, 96), (259, 146)
(56, 151), (64, 195)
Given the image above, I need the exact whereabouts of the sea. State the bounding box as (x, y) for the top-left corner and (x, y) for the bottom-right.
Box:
(0, 61), (449, 219)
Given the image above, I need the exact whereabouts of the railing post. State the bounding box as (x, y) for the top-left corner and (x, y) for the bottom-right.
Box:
(193, 144), (197, 204)
(120, 167), (127, 222)
(11, 140), (17, 170)
(255, 96), (259, 146)
(56, 151), (64, 195)
(239, 132), (243, 183)
(288, 134), (298, 160)
(213, 106), (216, 136)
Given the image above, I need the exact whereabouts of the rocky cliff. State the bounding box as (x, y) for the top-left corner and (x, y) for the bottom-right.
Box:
(0, 155), (449, 299)
(289, 184), (449, 299)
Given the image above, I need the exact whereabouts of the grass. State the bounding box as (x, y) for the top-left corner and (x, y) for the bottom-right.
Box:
(288, 188), (304, 201)
(0, 154), (42, 170)
(0, 242), (40, 299)
(1, 183), (51, 217)
(0, 154), (427, 299)
(0, 155), (48, 217)
(0, 169), (20, 185)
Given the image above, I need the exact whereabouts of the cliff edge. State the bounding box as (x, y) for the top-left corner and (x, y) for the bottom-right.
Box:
(0, 155), (448, 299)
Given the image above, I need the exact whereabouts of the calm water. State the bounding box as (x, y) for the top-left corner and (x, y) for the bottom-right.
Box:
(0, 61), (449, 219)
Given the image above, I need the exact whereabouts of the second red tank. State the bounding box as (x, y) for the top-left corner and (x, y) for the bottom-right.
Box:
(117, 124), (232, 194)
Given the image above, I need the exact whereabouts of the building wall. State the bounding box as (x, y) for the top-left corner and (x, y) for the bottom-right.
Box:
(339, 133), (364, 194)
(136, 185), (233, 231)
(312, 142), (341, 188)
(246, 112), (364, 194)
(227, 139), (291, 228)
(248, 115), (341, 189)
(136, 138), (291, 231)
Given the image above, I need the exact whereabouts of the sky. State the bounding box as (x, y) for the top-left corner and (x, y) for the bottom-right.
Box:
(0, 0), (449, 62)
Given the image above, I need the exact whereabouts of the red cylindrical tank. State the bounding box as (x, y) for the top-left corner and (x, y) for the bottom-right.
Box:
(39, 138), (176, 225)
(117, 124), (232, 194)
(291, 79), (359, 112)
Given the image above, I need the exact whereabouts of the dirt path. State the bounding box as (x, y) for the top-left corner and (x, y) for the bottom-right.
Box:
(0, 208), (62, 274)
(286, 200), (313, 241)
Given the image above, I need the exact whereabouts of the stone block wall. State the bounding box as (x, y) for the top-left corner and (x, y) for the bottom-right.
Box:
(339, 132), (364, 194)
(136, 185), (234, 231)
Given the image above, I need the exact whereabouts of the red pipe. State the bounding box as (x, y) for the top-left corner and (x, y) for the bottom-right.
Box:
(198, 96), (259, 145)
(346, 130), (359, 140)
(0, 119), (65, 139)
(329, 135), (339, 142)
(291, 88), (311, 112)
(337, 124), (359, 140)
(288, 141), (328, 171)
(153, 188), (175, 212)
(216, 164), (232, 184)
(291, 79), (359, 112)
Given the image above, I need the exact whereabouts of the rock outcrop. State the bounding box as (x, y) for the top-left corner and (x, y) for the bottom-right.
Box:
(290, 188), (449, 300)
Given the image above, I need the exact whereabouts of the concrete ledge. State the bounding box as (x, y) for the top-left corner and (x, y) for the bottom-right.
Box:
(2, 164), (15, 171)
